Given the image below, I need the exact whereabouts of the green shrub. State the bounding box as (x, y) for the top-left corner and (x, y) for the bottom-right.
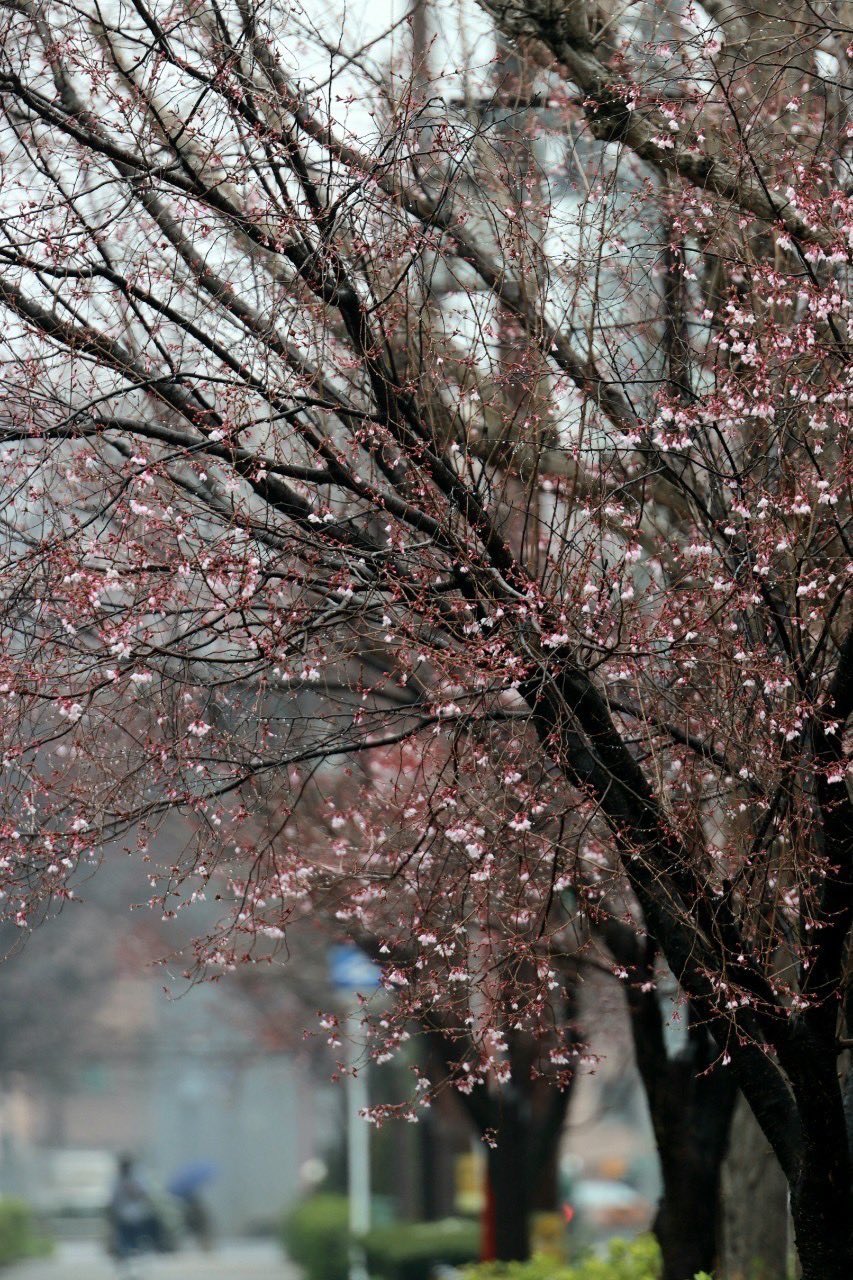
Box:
(0, 1199), (52, 1265)
(366, 1217), (480, 1280)
(465, 1235), (715, 1280)
(466, 1235), (662, 1280)
(280, 1194), (350, 1280)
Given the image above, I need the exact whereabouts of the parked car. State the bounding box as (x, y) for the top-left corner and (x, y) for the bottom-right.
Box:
(562, 1178), (652, 1246)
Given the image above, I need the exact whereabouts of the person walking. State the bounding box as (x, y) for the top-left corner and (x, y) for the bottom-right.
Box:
(167, 1160), (218, 1251)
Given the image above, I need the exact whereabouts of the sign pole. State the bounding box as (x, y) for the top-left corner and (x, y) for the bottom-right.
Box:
(346, 1008), (370, 1280)
(328, 945), (380, 1280)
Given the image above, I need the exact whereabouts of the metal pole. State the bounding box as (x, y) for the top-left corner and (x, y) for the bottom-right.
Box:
(347, 1009), (370, 1280)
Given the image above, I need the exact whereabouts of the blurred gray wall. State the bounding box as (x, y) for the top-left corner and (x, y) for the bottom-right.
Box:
(150, 982), (335, 1235)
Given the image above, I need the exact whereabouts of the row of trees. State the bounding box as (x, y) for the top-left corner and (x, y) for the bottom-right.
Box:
(262, 757), (782, 1278)
(0, 0), (851, 1274)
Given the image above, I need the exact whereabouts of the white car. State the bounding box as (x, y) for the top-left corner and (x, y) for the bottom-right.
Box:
(566, 1179), (652, 1242)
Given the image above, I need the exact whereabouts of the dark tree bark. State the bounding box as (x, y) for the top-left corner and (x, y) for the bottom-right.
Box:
(417, 1109), (440, 1222)
(603, 918), (737, 1280)
(482, 1075), (572, 1261)
(651, 1051), (736, 1280)
(641, 1025), (738, 1280)
(487, 1092), (531, 1261)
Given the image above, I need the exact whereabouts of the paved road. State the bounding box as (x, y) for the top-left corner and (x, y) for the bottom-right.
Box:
(4, 1241), (295, 1279)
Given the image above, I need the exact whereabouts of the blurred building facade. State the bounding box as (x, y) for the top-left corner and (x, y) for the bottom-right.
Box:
(0, 957), (334, 1235)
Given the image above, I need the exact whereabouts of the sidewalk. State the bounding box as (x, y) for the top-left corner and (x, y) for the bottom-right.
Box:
(4, 1240), (293, 1279)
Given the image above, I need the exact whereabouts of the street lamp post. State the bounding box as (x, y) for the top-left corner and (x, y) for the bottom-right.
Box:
(346, 1009), (370, 1280)
(329, 945), (381, 1280)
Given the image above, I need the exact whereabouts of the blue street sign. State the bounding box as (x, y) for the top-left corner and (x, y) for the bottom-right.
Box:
(329, 944), (381, 992)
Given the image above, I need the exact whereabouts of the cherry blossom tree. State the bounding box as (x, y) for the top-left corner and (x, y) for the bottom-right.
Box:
(0, 1), (852, 1275)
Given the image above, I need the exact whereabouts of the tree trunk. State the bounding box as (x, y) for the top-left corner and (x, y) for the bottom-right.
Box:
(788, 1156), (853, 1280)
(486, 1100), (530, 1261)
(417, 1109), (439, 1222)
(648, 1046), (736, 1280)
(529, 1137), (559, 1213)
(721, 1093), (788, 1280)
(791, 1205), (853, 1280)
(655, 1161), (720, 1280)
(607, 928), (737, 1280)
(786, 1047), (853, 1280)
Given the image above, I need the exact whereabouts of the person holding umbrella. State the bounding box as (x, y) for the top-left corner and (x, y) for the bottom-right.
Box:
(167, 1160), (218, 1251)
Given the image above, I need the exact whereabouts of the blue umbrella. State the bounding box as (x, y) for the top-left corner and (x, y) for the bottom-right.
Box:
(167, 1160), (219, 1198)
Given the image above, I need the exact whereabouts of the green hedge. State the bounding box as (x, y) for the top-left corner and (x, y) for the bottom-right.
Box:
(280, 1196), (480, 1280)
(280, 1200), (713, 1280)
(0, 1199), (52, 1266)
(366, 1218), (480, 1280)
(465, 1236), (711, 1280)
(280, 1194), (350, 1280)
